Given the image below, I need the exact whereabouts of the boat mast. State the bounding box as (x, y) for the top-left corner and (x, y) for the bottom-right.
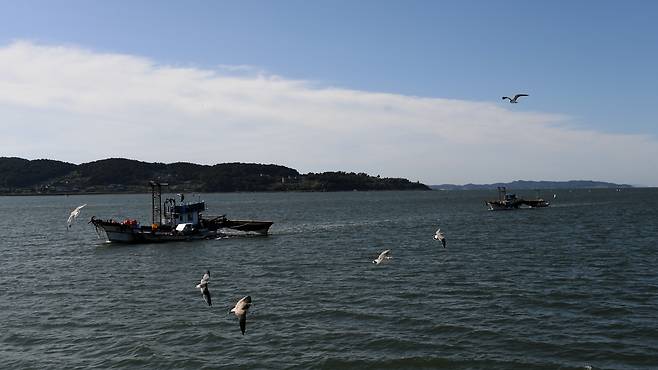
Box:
(149, 181), (168, 226)
(497, 186), (506, 202)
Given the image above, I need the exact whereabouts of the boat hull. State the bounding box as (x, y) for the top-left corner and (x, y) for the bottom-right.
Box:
(486, 200), (522, 211)
(217, 219), (273, 234)
(91, 218), (272, 244)
(93, 222), (218, 243)
(486, 199), (550, 211)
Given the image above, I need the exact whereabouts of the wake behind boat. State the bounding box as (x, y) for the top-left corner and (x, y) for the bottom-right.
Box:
(90, 181), (272, 243)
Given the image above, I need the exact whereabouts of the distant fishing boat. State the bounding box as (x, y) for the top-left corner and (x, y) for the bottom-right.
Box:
(486, 187), (550, 211)
(90, 181), (272, 243)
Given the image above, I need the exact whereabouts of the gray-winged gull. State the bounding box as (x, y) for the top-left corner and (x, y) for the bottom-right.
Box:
(372, 249), (392, 264)
(502, 94), (528, 103)
(195, 270), (211, 306)
(67, 204), (87, 229)
(434, 228), (446, 248)
(230, 295), (252, 335)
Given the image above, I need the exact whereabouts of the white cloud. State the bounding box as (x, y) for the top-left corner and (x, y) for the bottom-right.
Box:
(1, 41), (656, 185)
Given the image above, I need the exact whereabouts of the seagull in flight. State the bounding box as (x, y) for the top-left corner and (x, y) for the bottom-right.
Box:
(502, 94), (528, 103)
(372, 249), (392, 264)
(195, 270), (211, 306)
(230, 295), (252, 335)
(434, 228), (446, 248)
(67, 204), (87, 229)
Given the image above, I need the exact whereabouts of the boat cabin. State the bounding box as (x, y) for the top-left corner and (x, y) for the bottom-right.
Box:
(169, 201), (205, 226)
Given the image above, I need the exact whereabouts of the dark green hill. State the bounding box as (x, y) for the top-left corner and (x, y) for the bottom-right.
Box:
(0, 157), (429, 194)
(0, 157), (76, 188)
(294, 171), (427, 191)
(77, 158), (166, 185)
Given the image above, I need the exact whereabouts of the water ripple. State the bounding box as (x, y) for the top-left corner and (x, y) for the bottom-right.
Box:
(1, 190), (658, 369)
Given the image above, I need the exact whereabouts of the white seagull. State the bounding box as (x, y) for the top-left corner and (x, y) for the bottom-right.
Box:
(372, 249), (392, 264)
(67, 204), (87, 229)
(434, 228), (446, 248)
(230, 295), (252, 335)
(195, 270), (211, 306)
(502, 94), (528, 103)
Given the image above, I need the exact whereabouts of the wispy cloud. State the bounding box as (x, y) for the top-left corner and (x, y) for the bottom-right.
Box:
(1, 41), (656, 185)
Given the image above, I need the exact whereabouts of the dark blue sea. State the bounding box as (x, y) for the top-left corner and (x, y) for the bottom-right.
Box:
(1, 189), (657, 369)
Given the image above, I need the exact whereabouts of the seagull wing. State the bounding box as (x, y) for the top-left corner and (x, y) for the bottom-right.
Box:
(197, 272), (209, 287)
(239, 313), (247, 335)
(202, 286), (212, 306)
(67, 212), (76, 226)
(67, 204), (87, 227)
(238, 295), (252, 309)
(233, 296), (251, 334)
(232, 296), (252, 313)
(513, 94), (528, 99)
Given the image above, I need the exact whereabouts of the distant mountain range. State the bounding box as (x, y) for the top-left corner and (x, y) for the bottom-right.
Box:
(430, 180), (632, 190)
(0, 157), (430, 194)
(0, 157), (634, 194)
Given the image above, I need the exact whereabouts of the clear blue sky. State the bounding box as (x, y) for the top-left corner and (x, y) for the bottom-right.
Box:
(1, 1), (657, 185)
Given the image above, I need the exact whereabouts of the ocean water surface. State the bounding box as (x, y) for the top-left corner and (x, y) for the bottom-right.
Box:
(1, 189), (657, 369)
